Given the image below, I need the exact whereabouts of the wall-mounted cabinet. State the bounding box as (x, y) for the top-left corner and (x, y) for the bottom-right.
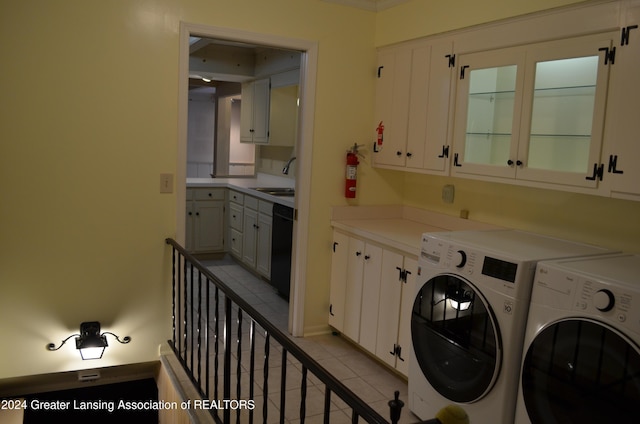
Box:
(240, 78), (270, 144)
(452, 33), (615, 191)
(602, 3), (640, 201)
(374, 39), (454, 175)
(371, 0), (640, 202)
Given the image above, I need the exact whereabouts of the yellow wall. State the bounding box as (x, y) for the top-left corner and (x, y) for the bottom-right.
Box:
(1, 0), (637, 382)
(0, 0), (388, 379)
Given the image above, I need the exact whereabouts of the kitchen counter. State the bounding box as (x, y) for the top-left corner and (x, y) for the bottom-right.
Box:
(187, 173), (295, 207)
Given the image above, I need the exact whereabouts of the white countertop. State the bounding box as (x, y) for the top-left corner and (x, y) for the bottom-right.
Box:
(187, 173), (295, 207)
(331, 205), (501, 257)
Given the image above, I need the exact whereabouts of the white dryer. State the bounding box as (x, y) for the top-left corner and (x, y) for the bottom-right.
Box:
(409, 229), (615, 424)
(515, 254), (640, 424)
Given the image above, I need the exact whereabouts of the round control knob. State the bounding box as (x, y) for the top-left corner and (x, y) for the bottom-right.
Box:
(455, 250), (467, 268)
(593, 289), (615, 312)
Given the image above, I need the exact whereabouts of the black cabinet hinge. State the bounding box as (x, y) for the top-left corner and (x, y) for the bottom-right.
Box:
(445, 54), (455, 68)
(608, 155), (624, 174)
(585, 162), (605, 181)
(454, 153), (462, 167)
(438, 145), (450, 158)
(621, 25), (638, 46)
(460, 65), (470, 79)
(389, 344), (405, 361)
(599, 46), (616, 65)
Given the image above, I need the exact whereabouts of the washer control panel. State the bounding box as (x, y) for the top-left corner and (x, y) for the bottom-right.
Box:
(534, 264), (640, 336)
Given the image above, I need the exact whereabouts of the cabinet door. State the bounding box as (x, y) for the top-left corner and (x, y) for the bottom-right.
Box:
(343, 237), (365, 342)
(374, 250), (404, 368)
(251, 78), (271, 144)
(373, 48), (412, 167)
(256, 212), (272, 278)
(452, 46), (526, 179)
(240, 81), (255, 142)
(359, 243), (383, 354)
(516, 34), (614, 188)
(242, 208), (258, 267)
(194, 200), (225, 252)
(239, 78), (270, 143)
(603, 7), (640, 200)
(329, 231), (350, 331)
(407, 40), (455, 173)
(395, 257), (417, 376)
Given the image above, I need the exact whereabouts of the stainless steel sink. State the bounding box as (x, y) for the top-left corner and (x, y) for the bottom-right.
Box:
(251, 187), (295, 196)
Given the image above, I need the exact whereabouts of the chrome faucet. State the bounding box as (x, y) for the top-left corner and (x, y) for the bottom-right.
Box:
(282, 157), (296, 175)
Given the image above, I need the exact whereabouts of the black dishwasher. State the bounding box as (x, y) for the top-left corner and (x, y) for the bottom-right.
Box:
(271, 203), (293, 301)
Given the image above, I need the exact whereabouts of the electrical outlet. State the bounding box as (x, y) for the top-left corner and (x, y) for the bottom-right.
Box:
(442, 184), (455, 203)
(160, 173), (173, 193)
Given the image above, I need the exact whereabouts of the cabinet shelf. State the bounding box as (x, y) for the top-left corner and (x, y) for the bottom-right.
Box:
(533, 84), (596, 96)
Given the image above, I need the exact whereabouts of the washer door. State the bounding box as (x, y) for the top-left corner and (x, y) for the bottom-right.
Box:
(522, 318), (640, 423)
(411, 274), (501, 403)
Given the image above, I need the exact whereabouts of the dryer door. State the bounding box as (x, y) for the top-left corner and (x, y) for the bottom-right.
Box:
(521, 318), (640, 423)
(411, 273), (501, 403)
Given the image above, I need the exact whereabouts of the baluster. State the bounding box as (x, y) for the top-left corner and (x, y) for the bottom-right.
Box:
(300, 366), (308, 423)
(223, 296), (232, 424)
(236, 308), (243, 423)
(263, 332), (270, 424)
(280, 350), (287, 424)
(249, 320), (256, 424)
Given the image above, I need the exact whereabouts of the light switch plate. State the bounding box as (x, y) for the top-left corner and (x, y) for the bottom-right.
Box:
(160, 173), (174, 193)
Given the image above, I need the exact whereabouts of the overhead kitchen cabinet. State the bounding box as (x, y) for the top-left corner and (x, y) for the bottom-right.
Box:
(373, 38), (455, 175)
(601, 4), (640, 201)
(186, 188), (226, 253)
(240, 78), (270, 144)
(452, 32), (617, 192)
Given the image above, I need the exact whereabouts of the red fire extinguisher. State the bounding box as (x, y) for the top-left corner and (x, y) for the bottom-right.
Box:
(345, 144), (360, 198)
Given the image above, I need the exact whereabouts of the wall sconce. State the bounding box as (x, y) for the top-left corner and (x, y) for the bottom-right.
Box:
(446, 286), (473, 311)
(47, 321), (131, 360)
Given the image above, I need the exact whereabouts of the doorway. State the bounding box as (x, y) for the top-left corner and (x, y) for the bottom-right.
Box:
(177, 22), (317, 337)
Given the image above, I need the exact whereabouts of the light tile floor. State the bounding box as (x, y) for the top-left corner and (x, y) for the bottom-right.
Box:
(198, 255), (419, 424)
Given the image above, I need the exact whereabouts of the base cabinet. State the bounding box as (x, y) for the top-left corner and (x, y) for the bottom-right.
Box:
(228, 189), (273, 279)
(186, 188), (225, 253)
(328, 229), (417, 376)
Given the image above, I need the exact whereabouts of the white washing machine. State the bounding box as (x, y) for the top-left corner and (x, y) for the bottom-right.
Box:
(408, 229), (615, 424)
(515, 253), (640, 424)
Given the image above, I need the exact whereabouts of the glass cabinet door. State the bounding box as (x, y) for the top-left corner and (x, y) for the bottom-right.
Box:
(517, 34), (614, 187)
(452, 47), (526, 178)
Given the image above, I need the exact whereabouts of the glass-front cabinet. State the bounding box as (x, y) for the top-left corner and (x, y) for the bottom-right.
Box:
(452, 32), (617, 189)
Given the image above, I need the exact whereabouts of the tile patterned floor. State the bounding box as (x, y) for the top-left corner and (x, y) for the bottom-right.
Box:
(195, 255), (418, 424)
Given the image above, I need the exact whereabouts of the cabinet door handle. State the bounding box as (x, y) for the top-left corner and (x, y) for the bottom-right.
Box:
(507, 159), (514, 166)
(599, 46), (616, 65)
(516, 160), (523, 167)
(329, 304), (334, 316)
(196, 212), (200, 216)
(356, 251), (362, 256)
(396, 151), (402, 156)
(445, 54), (455, 67)
(438, 145), (449, 158)
(454, 153), (462, 167)
(377, 66), (384, 78)
(188, 212), (193, 216)
(333, 242), (339, 252)
(406, 152), (412, 158)
(396, 267), (403, 281)
(364, 255), (371, 260)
